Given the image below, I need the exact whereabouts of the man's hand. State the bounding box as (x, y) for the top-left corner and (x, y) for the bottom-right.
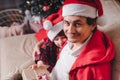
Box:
(32, 40), (45, 60)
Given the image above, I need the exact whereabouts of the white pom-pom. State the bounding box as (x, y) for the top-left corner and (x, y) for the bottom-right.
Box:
(25, 10), (31, 15)
(97, 15), (107, 26)
(43, 20), (52, 30)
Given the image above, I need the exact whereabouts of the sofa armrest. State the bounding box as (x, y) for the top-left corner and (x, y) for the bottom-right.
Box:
(0, 34), (37, 79)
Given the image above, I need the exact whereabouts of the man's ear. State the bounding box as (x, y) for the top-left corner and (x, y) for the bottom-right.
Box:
(92, 20), (97, 26)
(91, 21), (97, 31)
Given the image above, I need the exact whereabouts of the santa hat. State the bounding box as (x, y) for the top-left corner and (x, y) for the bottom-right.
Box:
(62, 0), (106, 26)
(43, 9), (63, 41)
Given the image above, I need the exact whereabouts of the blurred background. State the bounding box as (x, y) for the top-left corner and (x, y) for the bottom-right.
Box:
(0, 0), (119, 37)
(0, 0), (23, 11)
(0, 0), (64, 36)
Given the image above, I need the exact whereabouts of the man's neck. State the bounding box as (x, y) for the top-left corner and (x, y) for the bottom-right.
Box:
(70, 43), (82, 51)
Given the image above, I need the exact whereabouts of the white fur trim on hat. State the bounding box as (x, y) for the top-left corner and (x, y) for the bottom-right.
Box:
(62, 4), (97, 18)
(47, 21), (63, 41)
(43, 20), (52, 30)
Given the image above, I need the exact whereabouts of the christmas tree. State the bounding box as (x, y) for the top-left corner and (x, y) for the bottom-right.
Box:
(19, 0), (64, 18)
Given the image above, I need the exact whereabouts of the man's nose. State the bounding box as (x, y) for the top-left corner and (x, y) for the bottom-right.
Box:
(68, 24), (75, 33)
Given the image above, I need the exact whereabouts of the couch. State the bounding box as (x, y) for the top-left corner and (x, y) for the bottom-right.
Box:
(0, 0), (120, 80)
(0, 34), (37, 79)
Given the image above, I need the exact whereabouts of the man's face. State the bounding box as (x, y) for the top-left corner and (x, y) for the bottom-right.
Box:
(63, 15), (95, 44)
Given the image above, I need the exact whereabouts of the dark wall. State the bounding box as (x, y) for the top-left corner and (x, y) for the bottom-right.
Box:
(0, 0), (24, 11)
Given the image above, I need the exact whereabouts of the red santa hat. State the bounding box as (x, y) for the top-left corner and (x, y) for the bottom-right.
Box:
(43, 9), (63, 41)
(62, 0), (106, 26)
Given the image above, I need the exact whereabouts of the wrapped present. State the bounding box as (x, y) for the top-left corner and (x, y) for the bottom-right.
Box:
(22, 66), (50, 80)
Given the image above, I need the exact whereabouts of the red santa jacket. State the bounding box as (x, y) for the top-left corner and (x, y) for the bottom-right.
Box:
(60, 30), (115, 80)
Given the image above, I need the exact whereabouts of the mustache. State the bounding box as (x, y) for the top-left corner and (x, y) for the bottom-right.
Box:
(66, 33), (80, 36)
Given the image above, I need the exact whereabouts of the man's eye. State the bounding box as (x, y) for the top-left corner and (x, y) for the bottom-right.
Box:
(74, 23), (81, 27)
(64, 21), (69, 26)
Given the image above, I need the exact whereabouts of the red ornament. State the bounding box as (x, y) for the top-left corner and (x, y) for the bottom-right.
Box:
(43, 6), (50, 11)
(38, 74), (49, 80)
(38, 75), (42, 79)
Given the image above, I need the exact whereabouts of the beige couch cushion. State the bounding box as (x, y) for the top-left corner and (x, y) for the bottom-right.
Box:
(100, 1), (120, 80)
(0, 34), (37, 79)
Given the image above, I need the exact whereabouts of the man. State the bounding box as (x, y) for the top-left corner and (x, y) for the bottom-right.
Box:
(50, 0), (115, 80)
